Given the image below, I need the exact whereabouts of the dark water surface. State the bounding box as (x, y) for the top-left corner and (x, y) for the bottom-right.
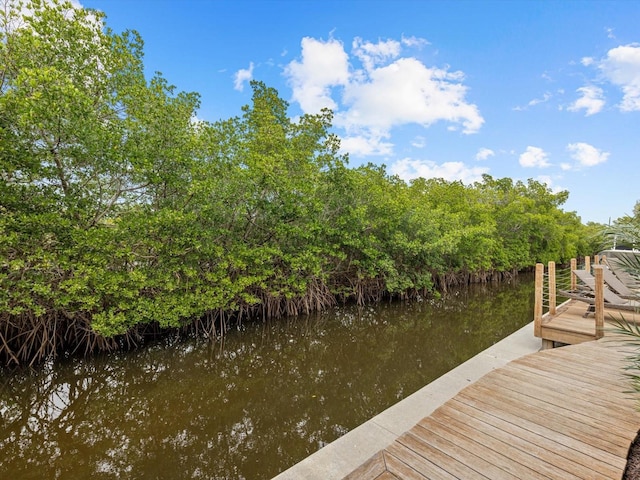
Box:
(0, 275), (534, 479)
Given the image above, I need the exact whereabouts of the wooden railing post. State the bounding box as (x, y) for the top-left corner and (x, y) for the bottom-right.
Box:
(534, 263), (544, 338)
(548, 261), (556, 315)
(570, 258), (577, 290)
(594, 254), (600, 265)
(585, 256), (591, 274)
(594, 265), (604, 339)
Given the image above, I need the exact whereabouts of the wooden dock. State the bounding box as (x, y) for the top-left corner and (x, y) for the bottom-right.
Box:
(534, 260), (640, 349)
(344, 337), (640, 479)
(536, 298), (640, 348)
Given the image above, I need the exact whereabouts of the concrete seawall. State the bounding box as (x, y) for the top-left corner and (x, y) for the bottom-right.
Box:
(273, 321), (541, 479)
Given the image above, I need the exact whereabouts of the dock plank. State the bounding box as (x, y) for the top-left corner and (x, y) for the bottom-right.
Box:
(482, 369), (639, 432)
(383, 452), (428, 480)
(344, 452), (386, 480)
(426, 408), (585, 480)
(459, 382), (629, 457)
(493, 365), (636, 425)
(412, 419), (535, 479)
(396, 431), (490, 480)
(443, 399), (621, 479)
(384, 443), (457, 480)
(470, 378), (633, 451)
(342, 336), (640, 479)
(453, 392), (626, 470)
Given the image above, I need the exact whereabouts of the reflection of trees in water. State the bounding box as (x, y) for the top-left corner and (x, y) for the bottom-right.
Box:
(0, 275), (533, 479)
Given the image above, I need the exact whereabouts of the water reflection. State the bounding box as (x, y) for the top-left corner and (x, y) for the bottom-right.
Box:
(0, 276), (534, 479)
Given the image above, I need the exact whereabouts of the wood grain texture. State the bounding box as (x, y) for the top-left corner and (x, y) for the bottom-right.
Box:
(343, 338), (640, 479)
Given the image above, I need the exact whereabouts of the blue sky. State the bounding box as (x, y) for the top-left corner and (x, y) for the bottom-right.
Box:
(80, 0), (640, 224)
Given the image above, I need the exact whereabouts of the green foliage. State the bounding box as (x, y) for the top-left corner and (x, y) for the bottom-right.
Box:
(597, 201), (640, 251)
(0, 0), (597, 360)
(604, 223), (640, 406)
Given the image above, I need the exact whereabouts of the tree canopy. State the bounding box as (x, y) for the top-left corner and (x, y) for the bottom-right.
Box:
(0, 0), (597, 365)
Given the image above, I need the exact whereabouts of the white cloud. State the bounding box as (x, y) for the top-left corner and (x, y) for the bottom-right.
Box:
(283, 37), (350, 112)
(535, 175), (553, 187)
(390, 158), (489, 184)
(519, 146), (550, 168)
(581, 57), (595, 67)
(339, 134), (393, 157)
(284, 35), (483, 157)
(535, 175), (564, 194)
(566, 142), (609, 167)
(336, 57), (483, 134)
(233, 62), (254, 91)
(514, 92), (552, 111)
(598, 44), (640, 111)
(401, 35), (430, 48)
(528, 92), (552, 107)
(568, 85), (605, 115)
(352, 37), (401, 72)
(475, 147), (495, 161)
(411, 136), (426, 148)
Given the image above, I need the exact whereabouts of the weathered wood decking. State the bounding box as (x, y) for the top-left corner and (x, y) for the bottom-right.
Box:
(344, 337), (640, 479)
(534, 259), (640, 348)
(536, 297), (640, 348)
(537, 298), (639, 347)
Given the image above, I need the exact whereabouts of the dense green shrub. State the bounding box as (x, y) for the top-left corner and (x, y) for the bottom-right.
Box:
(0, 0), (597, 364)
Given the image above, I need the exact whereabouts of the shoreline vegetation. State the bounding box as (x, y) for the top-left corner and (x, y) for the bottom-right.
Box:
(0, 1), (599, 367)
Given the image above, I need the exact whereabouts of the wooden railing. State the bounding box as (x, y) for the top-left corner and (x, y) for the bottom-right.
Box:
(593, 264), (605, 338)
(534, 257), (605, 348)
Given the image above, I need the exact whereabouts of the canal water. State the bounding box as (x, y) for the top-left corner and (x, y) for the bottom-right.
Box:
(0, 275), (534, 479)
